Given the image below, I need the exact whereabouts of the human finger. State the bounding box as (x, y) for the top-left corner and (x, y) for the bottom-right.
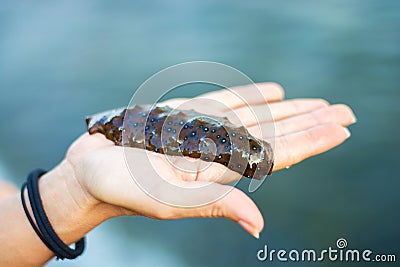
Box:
(150, 182), (264, 238)
(197, 82), (285, 110)
(273, 123), (351, 171)
(248, 104), (356, 138)
(223, 98), (329, 128)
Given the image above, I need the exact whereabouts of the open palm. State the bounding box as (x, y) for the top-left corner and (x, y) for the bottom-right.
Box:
(65, 83), (356, 237)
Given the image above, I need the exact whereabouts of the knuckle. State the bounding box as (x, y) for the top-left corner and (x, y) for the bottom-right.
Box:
(210, 202), (223, 218)
(155, 207), (175, 220)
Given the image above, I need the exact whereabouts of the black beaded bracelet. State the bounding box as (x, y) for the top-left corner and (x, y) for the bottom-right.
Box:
(21, 169), (86, 260)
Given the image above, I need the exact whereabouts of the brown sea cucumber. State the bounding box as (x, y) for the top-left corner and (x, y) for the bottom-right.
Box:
(86, 105), (274, 179)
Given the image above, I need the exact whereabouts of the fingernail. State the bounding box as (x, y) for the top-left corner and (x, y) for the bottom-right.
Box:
(344, 128), (351, 139)
(351, 115), (357, 124)
(253, 231), (260, 239)
(238, 220), (259, 239)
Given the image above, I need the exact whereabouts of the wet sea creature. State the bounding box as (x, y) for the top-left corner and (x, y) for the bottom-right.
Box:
(86, 105), (274, 179)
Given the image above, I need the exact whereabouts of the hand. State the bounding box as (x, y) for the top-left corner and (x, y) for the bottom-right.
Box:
(162, 82), (356, 172)
(60, 83), (356, 238)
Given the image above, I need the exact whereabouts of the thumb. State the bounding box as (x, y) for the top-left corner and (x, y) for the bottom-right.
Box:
(162, 182), (264, 238)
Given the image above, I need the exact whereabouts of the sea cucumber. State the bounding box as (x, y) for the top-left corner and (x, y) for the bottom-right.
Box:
(86, 105), (274, 179)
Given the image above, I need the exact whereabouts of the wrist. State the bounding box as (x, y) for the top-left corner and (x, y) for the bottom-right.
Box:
(35, 160), (117, 245)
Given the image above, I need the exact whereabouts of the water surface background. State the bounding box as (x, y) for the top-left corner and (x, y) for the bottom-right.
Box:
(0, 1), (399, 266)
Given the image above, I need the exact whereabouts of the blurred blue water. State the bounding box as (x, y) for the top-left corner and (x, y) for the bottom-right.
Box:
(0, 0), (399, 266)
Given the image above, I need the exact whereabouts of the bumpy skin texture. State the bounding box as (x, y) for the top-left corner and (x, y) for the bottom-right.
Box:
(86, 105), (274, 179)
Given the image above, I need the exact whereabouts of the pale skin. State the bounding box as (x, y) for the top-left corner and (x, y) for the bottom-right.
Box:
(0, 83), (356, 266)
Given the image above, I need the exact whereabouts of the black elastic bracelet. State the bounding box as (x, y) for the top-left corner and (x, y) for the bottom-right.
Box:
(21, 169), (86, 260)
